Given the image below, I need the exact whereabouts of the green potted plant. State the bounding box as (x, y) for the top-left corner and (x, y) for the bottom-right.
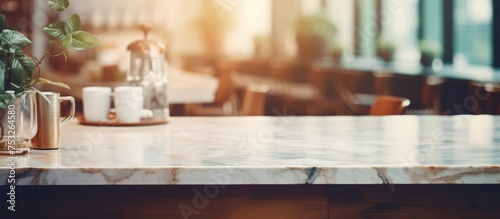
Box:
(419, 40), (442, 67)
(376, 36), (396, 62)
(0, 0), (99, 153)
(295, 12), (337, 58)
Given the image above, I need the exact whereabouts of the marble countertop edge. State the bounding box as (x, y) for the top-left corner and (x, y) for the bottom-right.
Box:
(1, 165), (499, 186)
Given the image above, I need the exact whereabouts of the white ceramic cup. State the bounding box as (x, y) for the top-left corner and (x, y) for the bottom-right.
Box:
(114, 86), (144, 123)
(83, 87), (112, 122)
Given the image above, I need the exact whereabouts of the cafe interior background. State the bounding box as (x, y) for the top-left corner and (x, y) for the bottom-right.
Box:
(2, 0), (498, 116)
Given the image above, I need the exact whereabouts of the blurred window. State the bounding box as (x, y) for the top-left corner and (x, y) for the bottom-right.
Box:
(325, 0), (355, 56)
(421, 0), (443, 54)
(381, 0), (419, 62)
(301, 0), (322, 15)
(454, 0), (492, 66)
(226, 0), (273, 57)
(357, 0), (377, 56)
(298, 0), (355, 56)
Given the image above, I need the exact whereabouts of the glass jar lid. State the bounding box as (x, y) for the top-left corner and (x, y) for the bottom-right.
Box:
(127, 23), (166, 55)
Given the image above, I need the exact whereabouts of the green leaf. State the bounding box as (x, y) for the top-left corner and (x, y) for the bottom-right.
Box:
(0, 92), (14, 109)
(0, 29), (31, 46)
(48, 0), (70, 12)
(64, 14), (81, 33)
(31, 87), (52, 104)
(62, 33), (72, 48)
(14, 87), (25, 98)
(10, 53), (35, 87)
(70, 31), (100, 50)
(8, 45), (22, 54)
(43, 21), (66, 40)
(49, 39), (57, 44)
(0, 62), (6, 93)
(35, 77), (70, 90)
(0, 15), (7, 32)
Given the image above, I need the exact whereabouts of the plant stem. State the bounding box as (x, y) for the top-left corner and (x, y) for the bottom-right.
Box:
(35, 42), (55, 67)
(0, 110), (6, 140)
(26, 42), (58, 87)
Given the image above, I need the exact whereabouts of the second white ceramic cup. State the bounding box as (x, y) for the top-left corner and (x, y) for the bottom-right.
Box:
(83, 87), (111, 122)
(114, 86), (144, 123)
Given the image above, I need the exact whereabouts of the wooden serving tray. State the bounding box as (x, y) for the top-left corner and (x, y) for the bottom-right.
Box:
(77, 116), (167, 127)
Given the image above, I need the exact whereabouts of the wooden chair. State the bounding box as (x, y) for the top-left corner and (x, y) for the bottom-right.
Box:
(484, 83), (500, 114)
(373, 70), (394, 95)
(278, 64), (351, 115)
(185, 70), (238, 116)
(240, 85), (269, 116)
(270, 59), (311, 83)
(421, 76), (444, 114)
(334, 69), (394, 115)
(270, 60), (291, 81)
(469, 82), (500, 115)
(270, 61), (318, 115)
(369, 96), (411, 116)
(308, 66), (393, 115)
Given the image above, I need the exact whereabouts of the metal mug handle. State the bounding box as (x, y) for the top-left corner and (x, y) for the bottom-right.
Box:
(60, 96), (75, 124)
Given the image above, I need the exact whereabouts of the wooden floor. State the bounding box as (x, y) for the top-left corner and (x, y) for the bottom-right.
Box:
(1, 185), (499, 218)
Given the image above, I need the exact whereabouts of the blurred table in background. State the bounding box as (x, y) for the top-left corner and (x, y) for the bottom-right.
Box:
(231, 73), (323, 115)
(212, 56), (500, 115)
(38, 67), (218, 115)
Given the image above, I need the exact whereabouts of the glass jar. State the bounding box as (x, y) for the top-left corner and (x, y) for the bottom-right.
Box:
(0, 91), (37, 154)
(126, 24), (169, 121)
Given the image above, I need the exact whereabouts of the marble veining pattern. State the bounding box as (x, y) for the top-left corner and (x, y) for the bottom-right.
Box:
(1, 115), (500, 185)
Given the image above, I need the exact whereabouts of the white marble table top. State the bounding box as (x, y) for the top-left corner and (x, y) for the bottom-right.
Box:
(1, 116), (499, 185)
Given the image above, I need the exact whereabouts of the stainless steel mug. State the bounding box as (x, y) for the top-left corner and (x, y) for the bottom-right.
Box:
(31, 92), (75, 150)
